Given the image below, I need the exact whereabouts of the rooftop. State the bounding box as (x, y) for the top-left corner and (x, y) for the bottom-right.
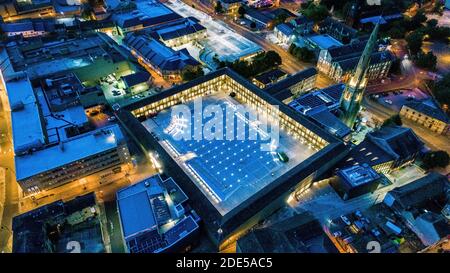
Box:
(404, 99), (449, 123)
(12, 193), (105, 253)
(336, 50), (395, 72)
(113, 0), (182, 29)
(275, 23), (294, 36)
(15, 125), (125, 181)
(1, 19), (55, 33)
(264, 67), (317, 97)
(124, 33), (199, 72)
(253, 68), (287, 86)
(116, 174), (198, 253)
(309, 110), (351, 139)
(142, 93), (317, 215)
(288, 83), (344, 115)
(5, 33), (125, 79)
(120, 67), (347, 242)
(121, 71), (151, 88)
(368, 126), (424, 162)
(337, 164), (381, 187)
(386, 172), (448, 211)
(4, 73), (46, 155)
(147, 16), (206, 42)
(307, 34), (343, 50)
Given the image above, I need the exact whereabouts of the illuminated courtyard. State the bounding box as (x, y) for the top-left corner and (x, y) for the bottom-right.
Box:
(142, 92), (316, 215)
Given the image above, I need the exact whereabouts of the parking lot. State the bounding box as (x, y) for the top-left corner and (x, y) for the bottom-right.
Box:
(370, 87), (430, 112)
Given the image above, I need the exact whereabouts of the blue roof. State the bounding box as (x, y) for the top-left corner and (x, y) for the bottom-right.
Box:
(124, 34), (199, 72)
(118, 191), (156, 238)
(308, 34), (343, 49)
(275, 23), (294, 36)
(1, 20), (55, 33)
(148, 17), (206, 42)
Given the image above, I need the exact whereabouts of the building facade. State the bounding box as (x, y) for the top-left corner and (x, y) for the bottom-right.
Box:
(317, 40), (394, 83)
(124, 34), (201, 81)
(117, 68), (348, 250)
(400, 100), (449, 135)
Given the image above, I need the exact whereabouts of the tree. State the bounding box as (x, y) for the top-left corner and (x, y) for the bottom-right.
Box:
(264, 51), (282, 67)
(301, 2), (329, 23)
(238, 6), (246, 17)
(272, 13), (289, 28)
(385, 21), (406, 39)
(415, 51), (437, 71)
(422, 150), (450, 169)
(215, 1), (223, 14)
(430, 72), (450, 107)
(410, 10), (427, 28)
(182, 67), (205, 81)
(389, 58), (402, 75)
(289, 44), (315, 63)
(222, 51), (282, 78)
(427, 19), (438, 28)
(406, 31), (424, 55)
(382, 114), (402, 127)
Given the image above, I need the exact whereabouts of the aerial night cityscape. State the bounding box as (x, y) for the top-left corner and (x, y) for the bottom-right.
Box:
(0, 0), (449, 263)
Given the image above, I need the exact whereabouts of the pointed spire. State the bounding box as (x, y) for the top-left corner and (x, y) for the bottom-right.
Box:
(339, 22), (380, 128)
(350, 23), (380, 88)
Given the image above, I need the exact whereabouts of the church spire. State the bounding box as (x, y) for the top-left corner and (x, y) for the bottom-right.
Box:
(340, 23), (380, 128)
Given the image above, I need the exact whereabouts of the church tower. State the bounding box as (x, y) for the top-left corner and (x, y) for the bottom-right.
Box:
(340, 23), (380, 128)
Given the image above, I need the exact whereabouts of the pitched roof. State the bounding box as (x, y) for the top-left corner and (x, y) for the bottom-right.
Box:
(124, 34), (199, 72)
(368, 126), (424, 161)
(275, 23), (294, 36)
(264, 67), (317, 96)
(245, 8), (272, 24)
(327, 40), (368, 60)
(404, 99), (449, 123)
(387, 172), (448, 210)
(147, 17), (206, 42)
(1, 20), (55, 33)
(253, 68), (287, 85)
(121, 71), (150, 87)
(336, 50), (395, 71)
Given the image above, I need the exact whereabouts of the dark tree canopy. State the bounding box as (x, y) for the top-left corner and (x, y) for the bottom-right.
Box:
(422, 150), (450, 170)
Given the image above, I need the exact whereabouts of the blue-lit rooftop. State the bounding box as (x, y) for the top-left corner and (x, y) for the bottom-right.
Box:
(142, 92), (316, 215)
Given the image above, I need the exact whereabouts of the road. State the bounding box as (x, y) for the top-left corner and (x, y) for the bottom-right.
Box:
(179, 0), (320, 76)
(0, 83), (18, 253)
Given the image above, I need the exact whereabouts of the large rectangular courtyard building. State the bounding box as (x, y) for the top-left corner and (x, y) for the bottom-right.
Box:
(118, 68), (348, 250)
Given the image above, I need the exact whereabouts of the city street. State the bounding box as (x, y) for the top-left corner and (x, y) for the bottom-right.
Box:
(178, 0), (315, 75)
(0, 85), (18, 253)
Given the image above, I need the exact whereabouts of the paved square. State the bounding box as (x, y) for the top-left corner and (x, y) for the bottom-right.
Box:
(143, 92), (316, 215)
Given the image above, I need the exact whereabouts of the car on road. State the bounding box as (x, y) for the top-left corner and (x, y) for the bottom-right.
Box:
(384, 99), (393, 105)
